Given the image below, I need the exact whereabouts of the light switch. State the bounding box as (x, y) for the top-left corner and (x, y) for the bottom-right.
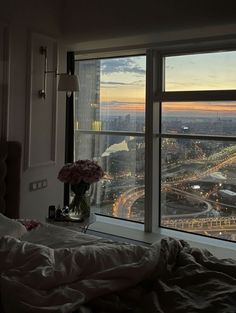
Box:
(29, 179), (48, 191)
(42, 179), (48, 187)
(37, 181), (42, 188)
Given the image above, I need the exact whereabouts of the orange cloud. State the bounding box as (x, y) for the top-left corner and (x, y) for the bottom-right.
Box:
(163, 102), (236, 113)
(101, 103), (145, 112)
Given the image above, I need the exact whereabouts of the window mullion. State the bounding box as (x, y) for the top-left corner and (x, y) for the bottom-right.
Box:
(144, 50), (154, 232)
(76, 129), (145, 137)
(154, 51), (163, 233)
(145, 50), (162, 232)
(160, 133), (236, 142)
(162, 90), (236, 102)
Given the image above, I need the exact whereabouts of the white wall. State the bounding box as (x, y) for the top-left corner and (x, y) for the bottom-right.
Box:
(0, 0), (67, 221)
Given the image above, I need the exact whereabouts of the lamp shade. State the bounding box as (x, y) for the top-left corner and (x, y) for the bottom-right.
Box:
(58, 74), (79, 92)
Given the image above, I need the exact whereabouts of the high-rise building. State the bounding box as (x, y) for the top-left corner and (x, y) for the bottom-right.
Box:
(74, 59), (101, 160)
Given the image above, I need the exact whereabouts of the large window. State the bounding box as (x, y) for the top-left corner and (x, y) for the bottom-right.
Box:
(74, 55), (146, 222)
(160, 50), (236, 242)
(72, 47), (236, 243)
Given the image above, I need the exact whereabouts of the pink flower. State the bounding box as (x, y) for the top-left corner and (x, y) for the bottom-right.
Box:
(58, 160), (104, 185)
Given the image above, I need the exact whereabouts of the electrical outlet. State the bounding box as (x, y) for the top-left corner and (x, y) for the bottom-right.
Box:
(37, 181), (42, 188)
(42, 179), (47, 187)
(29, 179), (48, 191)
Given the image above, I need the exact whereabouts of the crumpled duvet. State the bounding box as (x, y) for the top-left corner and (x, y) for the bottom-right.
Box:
(84, 240), (236, 313)
(0, 233), (236, 313)
(0, 235), (179, 313)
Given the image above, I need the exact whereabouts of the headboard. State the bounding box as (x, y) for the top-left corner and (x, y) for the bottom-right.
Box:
(0, 141), (21, 218)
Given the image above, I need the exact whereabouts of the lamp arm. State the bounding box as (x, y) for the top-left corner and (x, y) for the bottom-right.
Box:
(39, 46), (48, 98)
(38, 46), (78, 98)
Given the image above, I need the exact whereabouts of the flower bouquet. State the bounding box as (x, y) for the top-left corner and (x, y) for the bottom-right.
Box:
(58, 160), (104, 220)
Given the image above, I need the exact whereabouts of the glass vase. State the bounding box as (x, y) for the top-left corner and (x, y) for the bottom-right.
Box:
(69, 183), (90, 221)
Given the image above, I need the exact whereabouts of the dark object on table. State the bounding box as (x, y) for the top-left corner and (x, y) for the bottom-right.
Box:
(55, 208), (63, 219)
(62, 206), (69, 214)
(48, 205), (56, 219)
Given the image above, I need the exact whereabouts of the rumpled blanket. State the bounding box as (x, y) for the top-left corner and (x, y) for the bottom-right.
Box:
(88, 240), (236, 313)
(0, 235), (164, 313)
(0, 236), (235, 313)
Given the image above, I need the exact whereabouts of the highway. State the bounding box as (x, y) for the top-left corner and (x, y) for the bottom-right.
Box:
(110, 145), (236, 240)
(112, 186), (144, 219)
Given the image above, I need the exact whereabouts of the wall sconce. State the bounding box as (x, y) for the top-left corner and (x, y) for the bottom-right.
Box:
(38, 46), (79, 98)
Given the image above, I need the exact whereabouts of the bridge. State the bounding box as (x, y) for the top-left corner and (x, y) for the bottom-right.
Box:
(161, 215), (236, 232)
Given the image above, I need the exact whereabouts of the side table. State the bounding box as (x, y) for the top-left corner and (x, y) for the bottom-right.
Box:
(46, 213), (96, 233)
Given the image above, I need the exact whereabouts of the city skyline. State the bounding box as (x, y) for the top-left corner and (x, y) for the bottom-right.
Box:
(99, 102), (236, 118)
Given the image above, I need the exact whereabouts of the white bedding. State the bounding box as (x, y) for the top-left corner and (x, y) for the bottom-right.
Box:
(21, 222), (107, 249)
(0, 213), (27, 238)
(1, 224), (236, 313)
(0, 223), (160, 313)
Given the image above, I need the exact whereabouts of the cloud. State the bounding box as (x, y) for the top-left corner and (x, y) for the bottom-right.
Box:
(100, 100), (145, 113)
(101, 58), (145, 75)
(101, 100), (144, 107)
(131, 79), (145, 85)
(101, 79), (145, 86)
(101, 81), (130, 86)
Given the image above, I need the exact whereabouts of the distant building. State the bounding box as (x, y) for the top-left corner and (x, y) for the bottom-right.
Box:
(181, 126), (190, 133)
(74, 60), (101, 161)
(218, 189), (236, 204)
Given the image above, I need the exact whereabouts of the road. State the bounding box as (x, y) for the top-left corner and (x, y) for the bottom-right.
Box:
(111, 146), (236, 241)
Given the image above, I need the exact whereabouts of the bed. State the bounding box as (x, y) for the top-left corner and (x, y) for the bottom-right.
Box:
(0, 141), (236, 313)
(0, 141), (21, 218)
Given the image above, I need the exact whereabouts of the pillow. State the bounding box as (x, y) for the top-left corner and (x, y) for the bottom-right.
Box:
(17, 219), (41, 231)
(0, 213), (27, 238)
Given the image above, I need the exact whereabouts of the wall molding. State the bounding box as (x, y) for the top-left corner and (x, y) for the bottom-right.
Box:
(0, 24), (10, 142)
(24, 32), (58, 170)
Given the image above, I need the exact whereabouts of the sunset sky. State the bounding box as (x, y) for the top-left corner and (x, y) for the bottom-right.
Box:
(99, 51), (236, 117)
(163, 102), (236, 117)
(165, 51), (236, 92)
(100, 56), (146, 114)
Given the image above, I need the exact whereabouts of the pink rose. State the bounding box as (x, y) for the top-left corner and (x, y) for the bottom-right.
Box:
(58, 160), (104, 185)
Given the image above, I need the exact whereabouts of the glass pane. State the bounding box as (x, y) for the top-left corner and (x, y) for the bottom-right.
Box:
(164, 51), (236, 91)
(74, 132), (145, 222)
(161, 137), (236, 242)
(74, 56), (146, 132)
(162, 101), (236, 136)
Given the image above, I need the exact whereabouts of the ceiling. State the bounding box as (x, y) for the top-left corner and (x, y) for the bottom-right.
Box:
(60, 0), (236, 42)
(1, 0), (236, 43)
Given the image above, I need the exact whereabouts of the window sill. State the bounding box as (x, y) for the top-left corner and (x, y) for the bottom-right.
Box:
(90, 215), (236, 260)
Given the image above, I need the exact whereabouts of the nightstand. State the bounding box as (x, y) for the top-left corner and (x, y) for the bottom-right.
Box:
(46, 213), (96, 233)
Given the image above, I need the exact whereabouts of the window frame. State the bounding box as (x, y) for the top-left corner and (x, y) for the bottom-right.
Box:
(155, 46), (236, 245)
(73, 52), (147, 223)
(66, 39), (236, 249)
